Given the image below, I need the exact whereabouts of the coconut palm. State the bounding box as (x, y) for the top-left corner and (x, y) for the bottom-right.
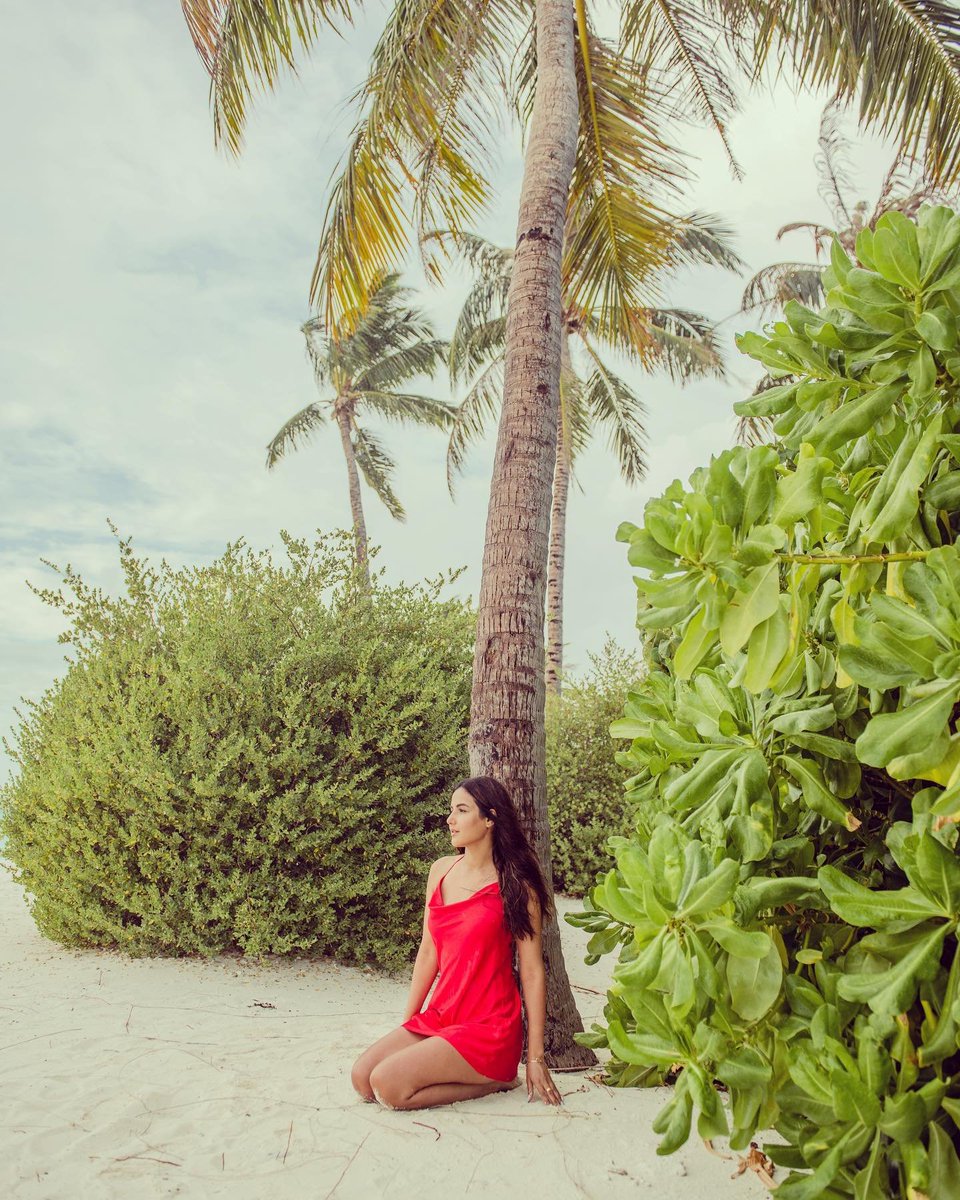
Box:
(440, 223), (741, 692)
(742, 102), (960, 319)
(181, 0), (960, 1067)
(266, 274), (453, 584)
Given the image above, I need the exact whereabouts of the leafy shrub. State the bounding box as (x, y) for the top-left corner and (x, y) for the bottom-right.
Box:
(1, 531), (471, 970)
(568, 206), (960, 1195)
(546, 639), (643, 897)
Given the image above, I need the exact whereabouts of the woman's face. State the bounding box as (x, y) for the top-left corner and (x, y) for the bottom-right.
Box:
(447, 787), (492, 849)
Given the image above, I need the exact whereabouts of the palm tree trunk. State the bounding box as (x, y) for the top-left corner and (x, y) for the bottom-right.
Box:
(468, 0), (595, 1070)
(545, 327), (572, 695)
(335, 404), (371, 586)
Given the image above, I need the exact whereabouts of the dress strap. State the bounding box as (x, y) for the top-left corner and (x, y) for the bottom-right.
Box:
(439, 856), (462, 884)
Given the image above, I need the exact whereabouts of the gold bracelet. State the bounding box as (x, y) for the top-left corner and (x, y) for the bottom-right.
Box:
(528, 1055), (546, 1065)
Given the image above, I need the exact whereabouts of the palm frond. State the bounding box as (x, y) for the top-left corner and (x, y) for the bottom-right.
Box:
(776, 220), (837, 257)
(353, 339), (448, 391)
(815, 101), (856, 227)
(558, 362), (592, 469)
(639, 308), (725, 381)
(667, 211), (746, 273)
(426, 231), (513, 383)
(265, 401), (328, 468)
(336, 273), (443, 382)
(357, 391), (456, 428)
(563, 26), (691, 353)
(741, 262), (827, 315)
(619, 0), (744, 176)
(754, 0), (960, 183)
(180, 0), (349, 155)
(578, 339), (648, 485)
(352, 424), (405, 520)
(446, 357), (504, 493)
(310, 0), (527, 328)
(450, 315), (508, 384)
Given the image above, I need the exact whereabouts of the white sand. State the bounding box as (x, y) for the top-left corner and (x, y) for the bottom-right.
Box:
(1, 863), (772, 1200)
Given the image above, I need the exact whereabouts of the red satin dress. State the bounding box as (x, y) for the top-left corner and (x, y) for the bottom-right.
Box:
(402, 856), (523, 1082)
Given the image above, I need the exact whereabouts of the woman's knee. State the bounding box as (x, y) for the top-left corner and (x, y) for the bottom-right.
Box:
(369, 1062), (405, 1110)
(351, 1055), (376, 1102)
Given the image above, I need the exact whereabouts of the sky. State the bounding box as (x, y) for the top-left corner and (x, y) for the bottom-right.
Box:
(0, 0), (907, 758)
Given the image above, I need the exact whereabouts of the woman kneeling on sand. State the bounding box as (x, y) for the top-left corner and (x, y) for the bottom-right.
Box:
(351, 776), (563, 1110)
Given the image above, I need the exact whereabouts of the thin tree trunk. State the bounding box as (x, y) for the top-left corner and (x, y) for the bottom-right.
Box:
(545, 326), (572, 695)
(335, 404), (371, 586)
(468, 0), (595, 1070)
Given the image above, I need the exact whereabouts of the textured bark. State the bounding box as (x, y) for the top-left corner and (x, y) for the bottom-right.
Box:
(545, 326), (572, 696)
(469, 0), (595, 1069)
(335, 403), (371, 586)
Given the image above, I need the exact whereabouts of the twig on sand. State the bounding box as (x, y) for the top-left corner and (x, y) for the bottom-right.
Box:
(322, 1132), (369, 1199)
(703, 1139), (733, 1161)
(412, 1120), (441, 1140)
(571, 985), (605, 996)
(124, 1005), (134, 1033)
(281, 1119), (294, 1164)
(0, 1028), (79, 1053)
(111, 1153), (181, 1167)
(221, 1151), (225, 1171)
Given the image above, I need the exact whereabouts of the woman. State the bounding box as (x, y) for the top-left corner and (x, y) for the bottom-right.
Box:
(351, 775), (564, 1110)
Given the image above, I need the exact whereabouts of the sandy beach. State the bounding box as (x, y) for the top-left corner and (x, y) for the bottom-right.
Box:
(1, 863), (771, 1200)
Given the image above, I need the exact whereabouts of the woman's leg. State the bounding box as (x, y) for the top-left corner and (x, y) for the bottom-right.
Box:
(351, 1027), (428, 1101)
(369, 1036), (519, 1110)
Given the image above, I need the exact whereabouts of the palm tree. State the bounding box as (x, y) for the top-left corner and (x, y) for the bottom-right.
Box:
(266, 274), (453, 584)
(742, 102), (960, 319)
(440, 223), (741, 692)
(181, 0), (960, 1068)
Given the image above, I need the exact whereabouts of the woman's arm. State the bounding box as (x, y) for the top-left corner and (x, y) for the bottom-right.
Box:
(516, 889), (547, 1058)
(401, 860), (443, 1021)
(516, 888), (562, 1104)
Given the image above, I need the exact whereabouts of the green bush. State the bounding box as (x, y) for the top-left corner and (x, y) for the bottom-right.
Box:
(568, 206), (960, 1195)
(546, 639), (642, 897)
(1, 530), (472, 970)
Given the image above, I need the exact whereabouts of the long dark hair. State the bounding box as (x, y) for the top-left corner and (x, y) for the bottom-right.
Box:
(453, 776), (552, 939)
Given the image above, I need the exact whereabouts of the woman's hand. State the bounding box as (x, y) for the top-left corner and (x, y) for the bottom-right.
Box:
(526, 1059), (562, 1105)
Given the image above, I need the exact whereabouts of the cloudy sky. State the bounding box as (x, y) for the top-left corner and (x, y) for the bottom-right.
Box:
(1, 1), (904, 752)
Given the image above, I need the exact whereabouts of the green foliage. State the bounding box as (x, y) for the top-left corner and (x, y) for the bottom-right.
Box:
(1, 530), (471, 971)
(545, 639), (643, 897)
(571, 206), (960, 1195)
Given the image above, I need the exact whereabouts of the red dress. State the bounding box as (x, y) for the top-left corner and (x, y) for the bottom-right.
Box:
(402, 856), (523, 1082)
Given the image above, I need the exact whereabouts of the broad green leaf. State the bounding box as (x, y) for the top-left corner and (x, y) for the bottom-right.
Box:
(771, 446), (826, 527)
(864, 414), (943, 543)
(716, 1047), (771, 1094)
(830, 1068), (881, 1126)
(676, 857), (738, 918)
(818, 865), (943, 926)
(727, 940), (783, 1020)
(651, 1084), (694, 1155)
(606, 1017), (679, 1067)
(699, 919), (771, 958)
(782, 756), (859, 829)
(856, 682), (957, 769)
(928, 1121), (960, 1196)
(674, 606), (714, 679)
(914, 834), (960, 913)
(743, 600), (790, 693)
(805, 383), (899, 456)
(719, 561), (780, 657)
(839, 923), (949, 1015)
